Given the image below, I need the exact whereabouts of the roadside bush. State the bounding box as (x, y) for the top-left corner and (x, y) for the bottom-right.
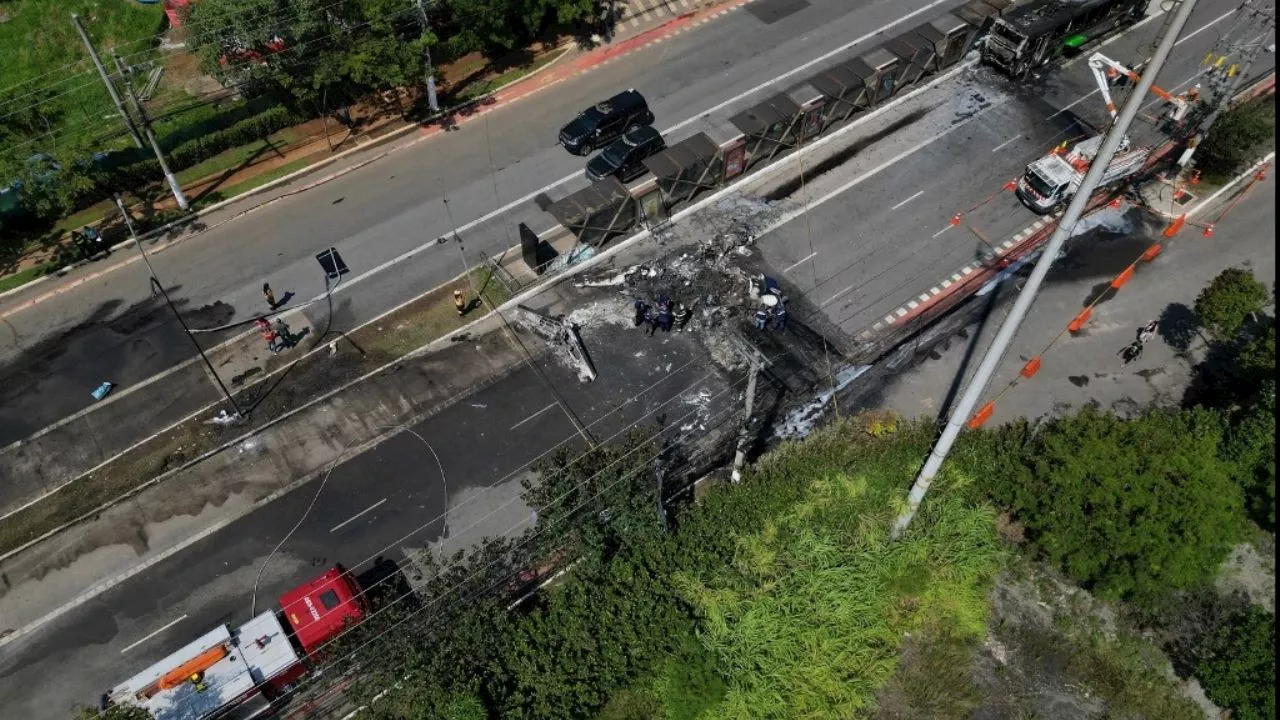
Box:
(1195, 607), (1276, 720)
(977, 406), (1247, 606)
(167, 106), (300, 170)
(1196, 97), (1275, 181)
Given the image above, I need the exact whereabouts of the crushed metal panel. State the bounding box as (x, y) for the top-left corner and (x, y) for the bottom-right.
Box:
(643, 133), (720, 204)
(912, 13), (975, 69)
(545, 177), (634, 247)
(884, 31), (934, 87)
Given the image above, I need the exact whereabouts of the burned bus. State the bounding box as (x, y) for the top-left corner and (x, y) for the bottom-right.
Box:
(982, 0), (1147, 77)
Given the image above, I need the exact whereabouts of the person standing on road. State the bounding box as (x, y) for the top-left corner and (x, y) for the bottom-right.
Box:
(263, 283), (277, 310)
(773, 303), (787, 331)
(454, 289), (468, 317)
(754, 306), (770, 331)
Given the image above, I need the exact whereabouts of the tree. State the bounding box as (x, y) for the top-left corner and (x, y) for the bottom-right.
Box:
(1194, 267), (1270, 341)
(1195, 98), (1275, 181)
(1194, 608), (1276, 720)
(981, 407), (1246, 605)
(186, 0), (427, 110)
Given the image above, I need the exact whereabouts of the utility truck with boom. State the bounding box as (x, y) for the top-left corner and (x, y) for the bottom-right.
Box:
(101, 566), (366, 720)
(1015, 51), (1197, 214)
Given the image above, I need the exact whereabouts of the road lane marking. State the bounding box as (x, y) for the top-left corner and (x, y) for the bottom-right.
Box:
(821, 283), (857, 307)
(121, 615), (187, 654)
(890, 191), (925, 210)
(783, 251), (818, 273)
(510, 402), (558, 431)
(932, 226), (952, 239)
(330, 498), (388, 533)
(991, 135), (1022, 152)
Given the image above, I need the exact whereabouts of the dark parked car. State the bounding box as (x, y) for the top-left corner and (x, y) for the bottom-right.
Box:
(585, 125), (666, 182)
(559, 89), (654, 156)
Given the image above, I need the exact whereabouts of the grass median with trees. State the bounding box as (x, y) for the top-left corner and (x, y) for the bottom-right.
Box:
(0, 0), (611, 278)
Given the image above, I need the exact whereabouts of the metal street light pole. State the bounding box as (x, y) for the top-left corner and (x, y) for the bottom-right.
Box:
(113, 52), (189, 210)
(415, 0), (440, 112)
(115, 196), (243, 419)
(72, 13), (144, 149)
(890, 0), (1201, 539)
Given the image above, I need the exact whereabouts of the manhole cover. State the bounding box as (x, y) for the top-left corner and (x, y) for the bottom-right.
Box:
(747, 0), (811, 25)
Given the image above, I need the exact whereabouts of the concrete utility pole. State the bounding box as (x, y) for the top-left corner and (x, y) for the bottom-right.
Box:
(415, 0), (440, 112)
(113, 52), (189, 210)
(72, 14), (144, 149)
(891, 0), (1202, 539)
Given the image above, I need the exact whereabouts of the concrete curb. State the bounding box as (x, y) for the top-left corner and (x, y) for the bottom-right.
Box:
(0, 0), (750, 308)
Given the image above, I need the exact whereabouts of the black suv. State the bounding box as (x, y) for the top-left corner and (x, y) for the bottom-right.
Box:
(559, 89), (655, 156)
(585, 125), (666, 182)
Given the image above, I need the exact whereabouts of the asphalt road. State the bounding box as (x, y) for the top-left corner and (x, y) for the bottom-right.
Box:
(0, 320), (738, 719)
(750, 0), (1274, 338)
(0, 0), (959, 448)
(873, 166), (1275, 432)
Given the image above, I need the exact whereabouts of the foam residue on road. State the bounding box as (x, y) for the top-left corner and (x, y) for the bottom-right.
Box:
(775, 363), (873, 440)
(1068, 202), (1136, 237)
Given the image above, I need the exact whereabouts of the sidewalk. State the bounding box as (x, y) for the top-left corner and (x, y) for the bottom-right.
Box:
(0, 0), (752, 307)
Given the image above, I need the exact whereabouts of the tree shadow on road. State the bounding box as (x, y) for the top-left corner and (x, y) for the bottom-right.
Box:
(1157, 302), (1202, 355)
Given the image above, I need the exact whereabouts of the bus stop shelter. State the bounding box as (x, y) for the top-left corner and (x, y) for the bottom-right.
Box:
(545, 177), (635, 248)
(642, 133), (721, 205)
(808, 60), (875, 128)
(730, 93), (803, 167)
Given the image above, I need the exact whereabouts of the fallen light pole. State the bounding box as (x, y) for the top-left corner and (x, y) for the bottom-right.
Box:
(891, 0), (1201, 539)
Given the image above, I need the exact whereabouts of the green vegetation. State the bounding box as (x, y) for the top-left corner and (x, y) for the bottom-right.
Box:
(1196, 96), (1276, 182)
(1190, 267), (1276, 530)
(1, 0), (608, 271)
(973, 406), (1247, 606)
(1195, 266), (1271, 341)
(328, 420), (1003, 720)
(1194, 608), (1276, 720)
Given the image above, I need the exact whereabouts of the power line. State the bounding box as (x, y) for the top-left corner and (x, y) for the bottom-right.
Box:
(148, 363), (762, 717)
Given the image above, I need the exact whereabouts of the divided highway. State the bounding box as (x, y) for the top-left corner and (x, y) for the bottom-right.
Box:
(0, 0), (959, 449)
(0, 0), (1272, 717)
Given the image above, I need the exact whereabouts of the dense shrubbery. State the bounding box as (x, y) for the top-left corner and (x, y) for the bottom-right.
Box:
(974, 406), (1248, 606)
(1194, 608), (1276, 720)
(324, 421), (1004, 720)
(166, 106), (301, 169)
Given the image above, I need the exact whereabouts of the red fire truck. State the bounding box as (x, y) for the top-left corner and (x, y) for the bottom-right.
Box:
(103, 566), (365, 720)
